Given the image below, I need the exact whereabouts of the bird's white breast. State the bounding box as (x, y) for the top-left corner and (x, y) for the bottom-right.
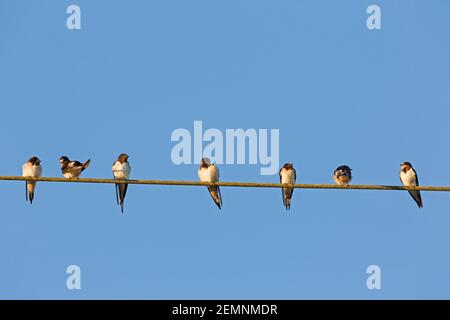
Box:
(280, 168), (296, 184)
(198, 167), (208, 182)
(63, 172), (75, 179)
(22, 163), (41, 177)
(198, 165), (220, 182)
(400, 169), (417, 186)
(22, 163), (32, 177)
(112, 161), (131, 179)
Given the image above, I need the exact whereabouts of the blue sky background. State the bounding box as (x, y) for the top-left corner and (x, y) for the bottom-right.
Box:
(0, 0), (450, 299)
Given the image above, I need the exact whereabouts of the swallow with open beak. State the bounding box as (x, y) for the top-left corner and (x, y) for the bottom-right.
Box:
(198, 158), (222, 209)
(333, 165), (352, 186)
(400, 162), (423, 208)
(59, 156), (90, 179)
(22, 157), (42, 204)
(112, 153), (131, 213)
(279, 163), (296, 210)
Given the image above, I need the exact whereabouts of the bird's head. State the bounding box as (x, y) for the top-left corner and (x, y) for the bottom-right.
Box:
(29, 157), (41, 165)
(335, 165), (352, 175)
(201, 158), (211, 167)
(401, 162), (412, 172)
(282, 163), (294, 170)
(118, 153), (129, 163)
(59, 156), (69, 165)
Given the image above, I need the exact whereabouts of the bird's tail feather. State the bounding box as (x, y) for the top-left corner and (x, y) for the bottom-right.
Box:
(208, 186), (222, 209)
(114, 175), (119, 206)
(27, 182), (36, 205)
(83, 159), (91, 169)
(408, 190), (423, 208)
(285, 197), (291, 210)
(284, 188), (293, 211)
(115, 184), (119, 206)
(118, 183), (128, 213)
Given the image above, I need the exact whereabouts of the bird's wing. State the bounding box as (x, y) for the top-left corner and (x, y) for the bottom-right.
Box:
(35, 165), (42, 177)
(126, 162), (131, 178)
(209, 165), (220, 182)
(412, 168), (419, 186)
(71, 161), (84, 167)
(411, 168), (423, 207)
(289, 169), (296, 199)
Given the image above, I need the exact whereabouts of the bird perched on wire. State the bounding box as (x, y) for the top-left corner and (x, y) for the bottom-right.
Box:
(59, 156), (90, 179)
(400, 161), (423, 208)
(279, 163), (296, 210)
(198, 158), (222, 209)
(22, 157), (42, 204)
(333, 165), (352, 186)
(112, 153), (131, 213)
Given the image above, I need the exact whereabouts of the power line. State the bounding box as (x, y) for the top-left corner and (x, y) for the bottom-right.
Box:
(1, 176), (450, 192)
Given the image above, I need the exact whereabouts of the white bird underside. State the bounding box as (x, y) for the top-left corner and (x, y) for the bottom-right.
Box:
(280, 168), (296, 184)
(198, 164), (220, 182)
(400, 169), (417, 186)
(22, 163), (42, 178)
(112, 161), (131, 179)
(63, 170), (82, 179)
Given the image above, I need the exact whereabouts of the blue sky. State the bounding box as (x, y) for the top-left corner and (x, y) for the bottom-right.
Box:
(0, 0), (450, 299)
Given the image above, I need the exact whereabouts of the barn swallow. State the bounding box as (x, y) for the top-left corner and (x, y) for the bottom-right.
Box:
(279, 163), (296, 210)
(400, 162), (423, 208)
(198, 158), (222, 209)
(22, 157), (42, 204)
(59, 156), (90, 179)
(333, 165), (352, 186)
(112, 153), (131, 213)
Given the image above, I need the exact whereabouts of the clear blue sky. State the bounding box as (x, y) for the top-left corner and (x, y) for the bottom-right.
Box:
(1, 0), (449, 299)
